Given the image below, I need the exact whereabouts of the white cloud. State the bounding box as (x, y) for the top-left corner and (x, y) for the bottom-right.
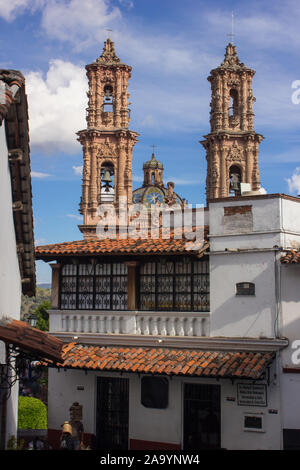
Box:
(67, 213), (82, 221)
(73, 165), (83, 176)
(31, 171), (51, 178)
(132, 175), (143, 182)
(165, 177), (200, 186)
(41, 0), (121, 48)
(286, 167), (300, 195)
(25, 59), (87, 154)
(118, 0), (133, 9)
(0, 0), (43, 21)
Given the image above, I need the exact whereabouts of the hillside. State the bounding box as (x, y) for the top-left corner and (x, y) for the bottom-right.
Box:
(21, 287), (51, 321)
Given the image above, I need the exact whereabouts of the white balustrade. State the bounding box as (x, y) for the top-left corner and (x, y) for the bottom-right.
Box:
(50, 310), (209, 337)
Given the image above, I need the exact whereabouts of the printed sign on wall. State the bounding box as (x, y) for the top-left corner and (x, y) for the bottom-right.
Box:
(237, 383), (267, 407)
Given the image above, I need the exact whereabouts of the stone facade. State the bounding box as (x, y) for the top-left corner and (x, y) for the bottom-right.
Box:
(77, 38), (139, 239)
(201, 43), (264, 203)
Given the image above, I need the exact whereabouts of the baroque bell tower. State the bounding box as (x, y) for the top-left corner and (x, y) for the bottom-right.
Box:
(77, 38), (139, 239)
(201, 43), (264, 203)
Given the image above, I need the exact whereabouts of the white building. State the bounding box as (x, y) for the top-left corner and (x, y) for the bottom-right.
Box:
(35, 41), (300, 450)
(0, 70), (62, 449)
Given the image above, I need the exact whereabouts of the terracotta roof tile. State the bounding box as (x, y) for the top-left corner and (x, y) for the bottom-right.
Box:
(0, 318), (62, 363)
(44, 343), (274, 379)
(281, 250), (300, 264)
(35, 231), (209, 259)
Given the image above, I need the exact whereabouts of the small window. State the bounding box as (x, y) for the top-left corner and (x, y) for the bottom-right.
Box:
(236, 282), (255, 296)
(243, 413), (264, 432)
(141, 376), (168, 409)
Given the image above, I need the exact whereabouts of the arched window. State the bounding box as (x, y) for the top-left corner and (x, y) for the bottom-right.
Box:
(151, 172), (155, 185)
(103, 85), (113, 112)
(100, 162), (114, 202)
(229, 89), (238, 117)
(229, 165), (242, 195)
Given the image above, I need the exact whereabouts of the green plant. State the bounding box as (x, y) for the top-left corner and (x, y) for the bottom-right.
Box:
(34, 300), (51, 331)
(7, 435), (25, 450)
(18, 396), (47, 430)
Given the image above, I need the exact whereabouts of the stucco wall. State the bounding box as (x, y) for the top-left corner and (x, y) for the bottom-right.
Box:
(210, 251), (276, 338)
(0, 124), (21, 322)
(48, 368), (281, 450)
(0, 122), (22, 444)
(279, 263), (300, 432)
(280, 264), (300, 367)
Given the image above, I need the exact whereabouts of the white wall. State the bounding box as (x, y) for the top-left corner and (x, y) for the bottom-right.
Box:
(208, 195), (300, 338)
(281, 373), (300, 429)
(0, 122), (22, 444)
(48, 368), (282, 449)
(209, 196), (300, 253)
(279, 263), (300, 432)
(210, 251), (276, 338)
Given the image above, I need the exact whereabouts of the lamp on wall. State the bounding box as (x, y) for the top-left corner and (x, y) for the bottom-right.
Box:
(28, 313), (37, 328)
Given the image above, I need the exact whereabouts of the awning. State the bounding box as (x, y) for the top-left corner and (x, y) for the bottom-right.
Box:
(0, 318), (63, 363)
(43, 342), (275, 380)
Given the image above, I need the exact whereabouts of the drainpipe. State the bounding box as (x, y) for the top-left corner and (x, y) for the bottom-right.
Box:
(274, 248), (281, 338)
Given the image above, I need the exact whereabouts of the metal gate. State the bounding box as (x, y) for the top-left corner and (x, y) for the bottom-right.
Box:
(96, 377), (129, 450)
(183, 383), (221, 450)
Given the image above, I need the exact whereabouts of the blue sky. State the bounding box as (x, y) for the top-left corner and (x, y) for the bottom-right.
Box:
(1, 0), (300, 283)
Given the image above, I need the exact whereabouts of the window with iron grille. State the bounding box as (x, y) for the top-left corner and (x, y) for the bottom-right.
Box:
(139, 257), (209, 312)
(60, 262), (128, 310)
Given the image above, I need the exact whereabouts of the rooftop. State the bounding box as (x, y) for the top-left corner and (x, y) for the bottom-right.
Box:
(44, 342), (275, 380)
(35, 232), (209, 260)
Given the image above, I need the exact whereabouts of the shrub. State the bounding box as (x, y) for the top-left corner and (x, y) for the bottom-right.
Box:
(18, 396), (47, 429)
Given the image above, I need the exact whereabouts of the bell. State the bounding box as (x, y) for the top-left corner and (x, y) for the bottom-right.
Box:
(104, 86), (112, 102)
(102, 169), (112, 184)
(102, 169), (113, 193)
(230, 173), (240, 191)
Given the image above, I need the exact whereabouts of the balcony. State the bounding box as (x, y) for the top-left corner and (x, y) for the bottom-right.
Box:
(49, 309), (210, 338)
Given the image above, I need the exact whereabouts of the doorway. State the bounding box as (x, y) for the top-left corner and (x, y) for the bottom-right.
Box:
(96, 377), (129, 450)
(183, 383), (221, 450)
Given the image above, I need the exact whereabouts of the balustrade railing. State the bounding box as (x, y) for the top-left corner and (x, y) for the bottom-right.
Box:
(49, 310), (209, 337)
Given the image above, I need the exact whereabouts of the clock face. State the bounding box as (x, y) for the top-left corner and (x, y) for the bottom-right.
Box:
(132, 186), (165, 208)
(144, 187), (164, 207)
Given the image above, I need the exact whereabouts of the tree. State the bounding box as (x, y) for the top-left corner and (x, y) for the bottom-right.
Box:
(34, 300), (51, 331)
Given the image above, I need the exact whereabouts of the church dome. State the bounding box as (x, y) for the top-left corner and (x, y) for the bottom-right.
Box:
(133, 151), (185, 209)
(143, 153), (164, 170)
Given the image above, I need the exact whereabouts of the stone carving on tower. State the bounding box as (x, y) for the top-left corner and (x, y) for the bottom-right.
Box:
(201, 42), (264, 203)
(77, 38), (139, 239)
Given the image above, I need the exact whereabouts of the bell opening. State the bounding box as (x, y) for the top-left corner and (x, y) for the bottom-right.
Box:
(100, 163), (114, 202)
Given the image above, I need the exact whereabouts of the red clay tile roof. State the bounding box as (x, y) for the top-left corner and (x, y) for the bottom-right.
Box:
(46, 343), (274, 379)
(281, 250), (300, 264)
(0, 318), (63, 363)
(35, 237), (209, 259)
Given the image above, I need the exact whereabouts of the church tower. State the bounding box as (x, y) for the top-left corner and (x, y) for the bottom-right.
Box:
(77, 38), (139, 239)
(201, 43), (264, 203)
